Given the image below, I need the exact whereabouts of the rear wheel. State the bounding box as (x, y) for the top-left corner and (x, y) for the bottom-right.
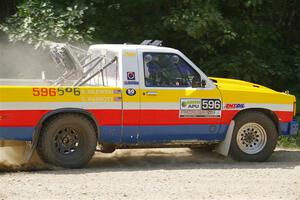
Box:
(230, 111), (278, 162)
(37, 114), (97, 168)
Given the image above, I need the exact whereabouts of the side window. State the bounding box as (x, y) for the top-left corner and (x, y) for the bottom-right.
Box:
(143, 53), (201, 87)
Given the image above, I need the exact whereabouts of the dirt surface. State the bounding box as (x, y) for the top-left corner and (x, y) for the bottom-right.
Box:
(0, 148), (300, 200)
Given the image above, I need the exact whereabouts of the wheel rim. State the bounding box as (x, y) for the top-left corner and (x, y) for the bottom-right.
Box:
(53, 127), (80, 155)
(236, 123), (267, 154)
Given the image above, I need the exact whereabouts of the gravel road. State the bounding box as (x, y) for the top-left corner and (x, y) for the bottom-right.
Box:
(0, 148), (299, 200)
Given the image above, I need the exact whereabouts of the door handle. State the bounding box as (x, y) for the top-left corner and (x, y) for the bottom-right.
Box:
(144, 91), (158, 96)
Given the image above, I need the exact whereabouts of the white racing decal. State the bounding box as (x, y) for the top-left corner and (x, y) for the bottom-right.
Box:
(125, 102), (294, 112)
(179, 98), (222, 118)
(5, 102), (292, 112)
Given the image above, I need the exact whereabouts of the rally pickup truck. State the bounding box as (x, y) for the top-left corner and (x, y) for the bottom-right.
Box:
(0, 40), (298, 168)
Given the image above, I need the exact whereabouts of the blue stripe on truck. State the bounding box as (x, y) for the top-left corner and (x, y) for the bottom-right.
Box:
(1, 122), (297, 144)
(99, 124), (228, 144)
(0, 127), (34, 141)
(0, 125), (228, 143)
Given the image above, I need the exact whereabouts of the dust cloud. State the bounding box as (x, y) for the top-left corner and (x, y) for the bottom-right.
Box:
(0, 147), (227, 172)
(0, 141), (51, 172)
(0, 42), (59, 79)
(0, 42), (59, 171)
(88, 148), (228, 170)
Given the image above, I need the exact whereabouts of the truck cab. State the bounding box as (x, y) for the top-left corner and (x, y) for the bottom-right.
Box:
(87, 44), (223, 145)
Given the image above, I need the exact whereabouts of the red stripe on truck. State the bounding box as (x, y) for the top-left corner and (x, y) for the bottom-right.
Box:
(0, 110), (122, 127)
(0, 109), (294, 127)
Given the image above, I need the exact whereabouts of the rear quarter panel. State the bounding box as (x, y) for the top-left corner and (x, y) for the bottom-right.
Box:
(0, 86), (122, 141)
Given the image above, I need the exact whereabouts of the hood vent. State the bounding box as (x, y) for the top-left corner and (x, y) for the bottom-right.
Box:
(210, 78), (217, 83)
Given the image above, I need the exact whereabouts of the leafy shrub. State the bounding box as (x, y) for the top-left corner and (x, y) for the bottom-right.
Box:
(278, 116), (300, 148)
(0, 1), (94, 48)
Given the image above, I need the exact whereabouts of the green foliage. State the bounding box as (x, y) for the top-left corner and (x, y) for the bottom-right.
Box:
(164, 0), (237, 52)
(278, 116), (300, 148)
(278, 135), (300, 148)
(0, 1), (94, 48)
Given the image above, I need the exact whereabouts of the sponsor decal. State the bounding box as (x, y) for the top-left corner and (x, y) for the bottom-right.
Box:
(124, 51), (137, 57)
(80, 97), (114, 102)
(181, 99), (202, 109)
(124, 81), (139, 85)
(224, 103), (245, 110)
(127, 72), (136, 80)
(180, 98), (222, 118)
(126, 88), (136, 96)
(113, 97), (122, 101)
(81, 89), (115, 95)
(113, 89), (122, 94)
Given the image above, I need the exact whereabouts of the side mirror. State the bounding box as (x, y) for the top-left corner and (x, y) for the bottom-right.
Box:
(192, 76), (206, 88)
(201, 80), (206, 88)
(192, 76), (201, 88)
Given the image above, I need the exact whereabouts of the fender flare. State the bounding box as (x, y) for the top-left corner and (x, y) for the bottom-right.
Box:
(25, 108), (99, 161)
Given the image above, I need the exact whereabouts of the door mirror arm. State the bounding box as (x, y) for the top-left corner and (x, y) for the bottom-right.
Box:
(201, 80), (206, 88)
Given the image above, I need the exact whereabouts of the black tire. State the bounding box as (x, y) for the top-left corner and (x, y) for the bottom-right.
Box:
(37, 113), (97, 168)
(230, 111), (278, 162)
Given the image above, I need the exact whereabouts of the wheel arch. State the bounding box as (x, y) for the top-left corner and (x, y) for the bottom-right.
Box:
(232, 108), (279, 134)
(32, 108), (99, 150)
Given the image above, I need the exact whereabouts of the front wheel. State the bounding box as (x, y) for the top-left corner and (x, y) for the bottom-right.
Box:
(37, 114), (97, 168)
(230, 111), (278, 162)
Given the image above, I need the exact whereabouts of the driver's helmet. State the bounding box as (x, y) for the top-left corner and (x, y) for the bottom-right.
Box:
(144, 54), (153, 63)
(171, 55), (179, 64)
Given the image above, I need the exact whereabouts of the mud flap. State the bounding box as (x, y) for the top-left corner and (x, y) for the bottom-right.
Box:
(24, 130), (40, 161)
(215, 120), (235, 156)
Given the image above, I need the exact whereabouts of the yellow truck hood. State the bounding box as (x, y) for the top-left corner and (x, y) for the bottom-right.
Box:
(209, 77), (276, 93)
(209, 77), (296, 115)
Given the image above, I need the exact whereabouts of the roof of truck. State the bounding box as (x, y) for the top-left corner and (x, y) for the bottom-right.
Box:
(89, 44), (177, 52)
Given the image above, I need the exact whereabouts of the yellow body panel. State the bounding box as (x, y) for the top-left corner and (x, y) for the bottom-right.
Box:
(0, 84), (295, 105)
(0, 86), (122, 102)
(136, 88), (221, 103)
(210, 77), (296, 104)
(0, 77), (296, 106)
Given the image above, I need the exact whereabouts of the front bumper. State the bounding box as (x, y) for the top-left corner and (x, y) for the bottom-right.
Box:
(280, 119), (299, 136)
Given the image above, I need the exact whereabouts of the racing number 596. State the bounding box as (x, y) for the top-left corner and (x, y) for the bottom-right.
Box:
(202, 99), (221, 110)
(32, 88), (57, 96)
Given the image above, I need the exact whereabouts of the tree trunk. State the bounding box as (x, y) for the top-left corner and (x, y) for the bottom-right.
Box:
(0, 0), (16, 23)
